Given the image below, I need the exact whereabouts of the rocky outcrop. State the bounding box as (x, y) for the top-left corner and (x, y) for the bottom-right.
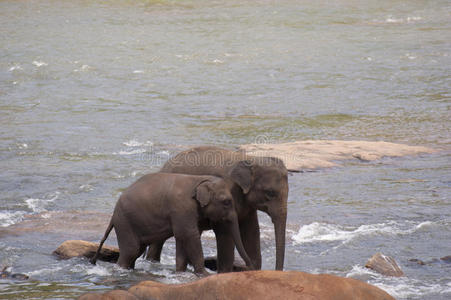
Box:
(240, 140), (435, 171)
(365, 253), (404, 277)
(53, 240), (119, 262)
(78, 270), (395, 300)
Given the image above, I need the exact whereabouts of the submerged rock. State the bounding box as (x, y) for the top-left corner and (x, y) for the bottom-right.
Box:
(78, 270), (395, 300)
(409, 258), (426, 265)
(53, 240), (119, 262)
(240, 140), (435, 171)
(1, 266), (29, 280)
(365, 253), (404, 277)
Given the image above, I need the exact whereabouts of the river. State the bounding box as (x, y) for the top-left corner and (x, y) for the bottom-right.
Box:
(0, 0), (450, 299)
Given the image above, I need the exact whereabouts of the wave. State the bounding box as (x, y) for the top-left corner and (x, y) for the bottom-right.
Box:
(26, 266), (64, 277)
(1, 193), (60, 227)
(346, 265), (450, 299)
(32, 61), (48, 67)
(114, 149), (148, 155)
(25, 192), (59, 213)
(291, 221), (433, 244)
(115, 139), (154, 155)
(123, 139), (153, 147)
(0, 210), (27, 227)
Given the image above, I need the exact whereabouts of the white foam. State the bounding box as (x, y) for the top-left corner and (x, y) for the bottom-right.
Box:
(123, 139), (143, 147)
(115, 149), (147, 155)
(116, 140), (153, 155)
(346, 265), (450, 298)
(133, 70), (144, 74)
(292, 221), (432, 245)
(123, 140), (153, 147)
(32, 61), (48, 67)
(74, 64), (91, 72)
(86, 265), (112, 276)
(8, 65), (23, 72)
(372, 278), (447, 299)
(384, 16), (423, 24)
(27, 266), (63, 276)
(346, 264), (380, 278)
(157, 150), (170, 156)
(25, 192), (59, 213)
(0, 210), (26, 227)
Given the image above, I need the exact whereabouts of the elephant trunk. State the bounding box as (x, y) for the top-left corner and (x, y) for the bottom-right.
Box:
(230, 214), (254, 270)
(270, 204), (287, 271)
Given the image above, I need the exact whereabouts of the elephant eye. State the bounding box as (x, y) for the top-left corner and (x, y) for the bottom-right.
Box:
(265, 189), (277, 198)
(222, 199), (232, 207)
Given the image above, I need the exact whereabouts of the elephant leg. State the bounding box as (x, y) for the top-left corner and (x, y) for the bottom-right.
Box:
(213, 223), (235, 273)
(115, 223), (145, 269)
(175, 234), (208, 276)
(146, 240), (166, 262)
(117, 241), (145, 269)
(175, 240), (188, 272)
(240, 210), (262, 270)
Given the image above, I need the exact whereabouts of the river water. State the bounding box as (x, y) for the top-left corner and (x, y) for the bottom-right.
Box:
(1, 0), (450, 299)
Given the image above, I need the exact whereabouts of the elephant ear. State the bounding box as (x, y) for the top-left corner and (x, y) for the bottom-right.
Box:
(194, 181), (211, 208)
(229, 160), (253, 194)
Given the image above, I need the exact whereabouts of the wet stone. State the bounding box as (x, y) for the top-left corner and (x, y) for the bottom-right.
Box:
(365, 252), (404, 277)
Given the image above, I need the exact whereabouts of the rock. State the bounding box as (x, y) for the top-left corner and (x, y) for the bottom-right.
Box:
(365, 253), (404, 277)
(239, 140), (435, 172)
(78, 270), (395, 300)
(409, 258), (426, 265)
(1, 266), (29, 280)
(53, 240), (119, 262)
(441, 256), (451, 263)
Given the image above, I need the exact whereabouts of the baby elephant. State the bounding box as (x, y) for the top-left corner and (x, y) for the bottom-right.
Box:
(91, 173), (254, 276)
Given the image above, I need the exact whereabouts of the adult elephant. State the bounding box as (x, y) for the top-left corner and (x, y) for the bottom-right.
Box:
(147, 146), (288, 272)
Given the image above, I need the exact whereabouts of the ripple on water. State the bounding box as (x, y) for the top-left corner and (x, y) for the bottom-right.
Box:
(291, 220), (436, 245)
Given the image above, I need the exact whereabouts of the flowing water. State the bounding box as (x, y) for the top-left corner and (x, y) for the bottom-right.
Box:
(1, 0), (450, 298)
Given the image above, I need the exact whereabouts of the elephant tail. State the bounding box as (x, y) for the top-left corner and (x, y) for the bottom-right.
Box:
(90, 219), (114, 265)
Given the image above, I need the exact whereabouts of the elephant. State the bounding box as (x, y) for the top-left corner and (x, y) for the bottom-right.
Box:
(146, 146), (288, 272)
(90, 172), (254, 276)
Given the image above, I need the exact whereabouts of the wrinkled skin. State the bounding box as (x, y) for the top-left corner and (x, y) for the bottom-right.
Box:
(147, 146), (288, 272)
(91, 173), (254, 276)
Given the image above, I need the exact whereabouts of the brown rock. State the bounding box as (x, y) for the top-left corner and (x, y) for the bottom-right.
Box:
(441, 256), (451, 263)
(239, 140), (435, 171)
(365, 253), (404, 277)
(77, 270), (395, 300)
(53, 240), (119, 262)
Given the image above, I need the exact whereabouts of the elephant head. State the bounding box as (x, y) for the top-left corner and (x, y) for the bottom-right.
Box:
(193, 178), (255, 270)
(229, 157), (288, 270)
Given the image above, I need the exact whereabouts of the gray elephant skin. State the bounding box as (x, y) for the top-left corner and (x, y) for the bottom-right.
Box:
(91, 172), (254, 276)
(147, 146), (288, 272)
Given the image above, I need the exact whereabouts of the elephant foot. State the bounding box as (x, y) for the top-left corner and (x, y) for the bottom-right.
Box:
(203, 256), (249, 272)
